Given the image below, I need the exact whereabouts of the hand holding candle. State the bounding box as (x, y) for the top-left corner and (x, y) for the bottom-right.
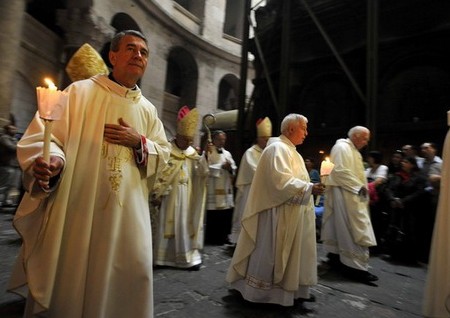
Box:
(36, 78), (68, 163)
(315, 157), (335, 205)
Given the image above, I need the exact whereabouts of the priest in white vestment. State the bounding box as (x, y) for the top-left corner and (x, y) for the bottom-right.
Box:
(8, 30), (171, 318)
(205, 130), (237, 244)
(321, 126), (378, 284)
(228, 117), (272, 244)
(226, 114), (325, 307)
(423, 111), (450, 318)
(152, 106), (209, 270)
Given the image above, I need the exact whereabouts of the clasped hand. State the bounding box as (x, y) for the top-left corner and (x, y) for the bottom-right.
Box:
(104, 118), (141, 149)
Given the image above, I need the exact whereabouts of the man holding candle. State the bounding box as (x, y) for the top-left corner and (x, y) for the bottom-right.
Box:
(8, 30), (171, 318)
(226, 113), (325, 309)
(321, 126), (378, 285)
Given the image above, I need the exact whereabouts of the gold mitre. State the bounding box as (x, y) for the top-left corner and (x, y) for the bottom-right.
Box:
(256, 117), (272, 137)
(177, 106), (199, 137)
(65, 43), (109, 82)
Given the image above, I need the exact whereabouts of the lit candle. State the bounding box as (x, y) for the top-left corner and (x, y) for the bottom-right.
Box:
(315, 157), (335, 206)
(44, 78), (57, 91)
(36, 78), (68, 162)
(320, 157), (335, 176)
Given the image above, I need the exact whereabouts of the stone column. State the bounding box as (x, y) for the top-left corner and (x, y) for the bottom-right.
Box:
(57, 7), (115, 87)
(0, 0), (26, 126)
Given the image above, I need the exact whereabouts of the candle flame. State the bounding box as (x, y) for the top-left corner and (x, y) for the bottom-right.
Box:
(320, 157), (335, 176)
(44, 78), (57, 91)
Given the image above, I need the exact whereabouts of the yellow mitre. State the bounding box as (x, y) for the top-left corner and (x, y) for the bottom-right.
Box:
(65, 43), (109, 82)
(177, 106), (199, 137)
(256, 117), (272, 137)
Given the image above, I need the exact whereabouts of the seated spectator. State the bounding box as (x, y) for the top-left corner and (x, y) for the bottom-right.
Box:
(365, 151), (388, 253)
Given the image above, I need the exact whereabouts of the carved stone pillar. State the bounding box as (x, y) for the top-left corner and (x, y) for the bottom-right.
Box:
(0, 0), (26, 126)
(57, 7), (115, 86)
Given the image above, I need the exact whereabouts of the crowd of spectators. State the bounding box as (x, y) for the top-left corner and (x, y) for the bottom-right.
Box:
(364, 143), (442, 264)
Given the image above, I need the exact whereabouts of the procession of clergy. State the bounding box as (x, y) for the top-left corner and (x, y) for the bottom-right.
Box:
(155, 111), (370, 304)
(150, 105), (449, 317)
(7, 38), (447, 317)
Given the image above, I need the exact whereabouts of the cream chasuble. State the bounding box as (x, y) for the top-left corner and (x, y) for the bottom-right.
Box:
(8, 75), (171, 318)
(152, 142), (208, 268)
(226, 135), (317, 306)
(229, 144), (263, 244)
(321, 138), (376, 270)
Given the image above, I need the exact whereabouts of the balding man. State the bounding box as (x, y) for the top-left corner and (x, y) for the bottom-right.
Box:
(227, 114), (324, 308)
(321, 126), (378, 285)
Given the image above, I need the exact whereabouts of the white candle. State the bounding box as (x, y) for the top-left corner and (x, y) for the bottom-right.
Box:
(36, 78), (68, 162)
(36, 78), (67, 121)
(320, 157), (335, 176)
(315, 157), (334, 206)
(43, 120), (53, 163)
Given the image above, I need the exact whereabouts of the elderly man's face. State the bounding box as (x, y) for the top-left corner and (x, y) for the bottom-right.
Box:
(353, 131), (370, 150)
(290, 120), (308, 146)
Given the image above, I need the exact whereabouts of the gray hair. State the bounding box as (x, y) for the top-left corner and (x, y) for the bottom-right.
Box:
(110, 30), (148, 52)
(280, 113), (308, 134)
(348, 126), (369, 138)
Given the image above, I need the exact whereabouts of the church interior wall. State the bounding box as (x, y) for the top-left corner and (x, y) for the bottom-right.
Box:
(13, 13), (64, 133)
(6, 0), (253, 141)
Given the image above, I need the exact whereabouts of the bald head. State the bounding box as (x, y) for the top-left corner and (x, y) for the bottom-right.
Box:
(348, 126), (370, 150)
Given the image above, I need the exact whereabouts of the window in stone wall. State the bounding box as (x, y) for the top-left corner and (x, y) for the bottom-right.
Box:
(223, 0), (244, 39)
(163, 47), (198, 128)
(174, 0), (205, 19)
(218, 74), (240, 111)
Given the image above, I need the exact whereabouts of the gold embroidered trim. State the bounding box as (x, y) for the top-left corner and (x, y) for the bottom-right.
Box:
(102, 142), (133, 207)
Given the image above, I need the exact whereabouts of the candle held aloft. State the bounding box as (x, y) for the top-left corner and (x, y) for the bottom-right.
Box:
(36, 78), (68, 163)
(36, 78), (67, 120)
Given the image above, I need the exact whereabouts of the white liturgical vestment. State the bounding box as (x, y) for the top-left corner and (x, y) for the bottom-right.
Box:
(226, 135), (317, 306)
(8, 75), (171, 318)
(229, 144), (263, 244)
(206, 146), (236, 210)
(321, 138), (376, 271)
(152, 142), (209, 268)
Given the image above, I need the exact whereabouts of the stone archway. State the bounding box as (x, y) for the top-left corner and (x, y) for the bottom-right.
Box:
(217, 74), (239, 111)
(162, 47), (198, 138)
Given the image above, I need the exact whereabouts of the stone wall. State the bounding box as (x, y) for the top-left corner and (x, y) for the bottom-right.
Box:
(5, 0), (254, 146)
